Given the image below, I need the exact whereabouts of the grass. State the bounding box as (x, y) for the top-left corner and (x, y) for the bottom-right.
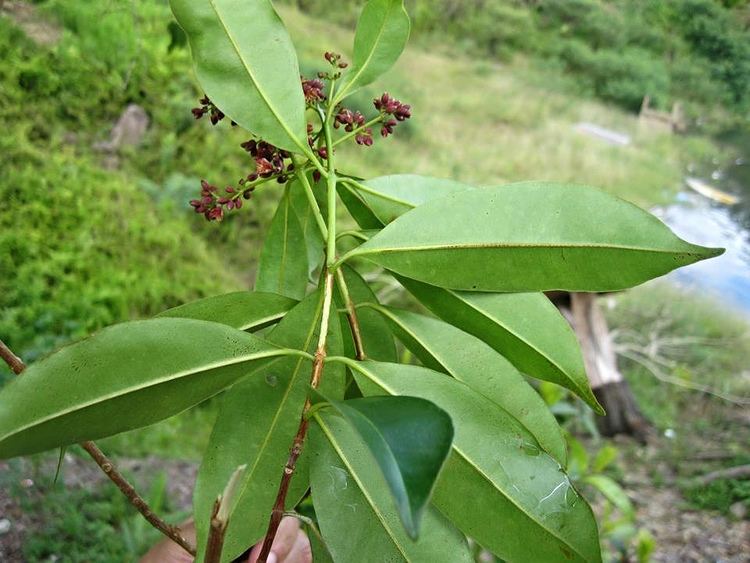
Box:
(281, 6), (722, 208)
(606, 282), (750, 431)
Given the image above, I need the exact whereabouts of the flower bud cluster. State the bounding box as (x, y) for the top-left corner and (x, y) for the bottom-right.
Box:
(302, 77), (326, 106)
(317, 51), (348, 81)
(191, 96), (226, 125)
(189, 180), (253, 222)
(373, 92), (411, 137)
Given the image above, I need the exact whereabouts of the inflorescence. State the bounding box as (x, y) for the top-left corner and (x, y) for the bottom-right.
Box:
(189, 51), (411, 221)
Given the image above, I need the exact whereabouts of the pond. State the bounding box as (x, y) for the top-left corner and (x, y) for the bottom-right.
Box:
(653, 143), (750, 314)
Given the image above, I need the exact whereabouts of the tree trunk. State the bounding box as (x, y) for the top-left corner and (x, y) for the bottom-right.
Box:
(553, 292), (650, 441)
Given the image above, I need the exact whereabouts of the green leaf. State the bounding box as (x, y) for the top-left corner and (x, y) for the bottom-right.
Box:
(338, 265), (398, 362)
(193, 292), (345, 561)
(338, 182), (384, 230)
(305, 523), (334, 563)
(368, 304), (567, 465)
(353, 175), (472, 224)
(399, 277), (603, 413)
(157, 291), (296, 331)
(289, 175), (326, 278)
(334, 0), (410, 103)
(347, 360), (602, 563)
(347, 182), (723, 292)
(583, 475), (634, 518)
(321, 395), (453, 538)
(592, 444), (619, 473)
(310, 412), (473, 562)
(0, 319), (282, 459)
(170, 0), (307, 152)
(256, 186), (309, 300)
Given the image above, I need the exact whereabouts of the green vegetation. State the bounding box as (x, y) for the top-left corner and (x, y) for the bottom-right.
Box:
(286, 0), (750, 122)
(607, 283), (750, 430)
(1, 458), (185, 561)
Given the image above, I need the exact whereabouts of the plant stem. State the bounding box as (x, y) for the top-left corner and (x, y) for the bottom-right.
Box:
(81, 441), (197, 556)
(0, 340), (24, 374)
(257, 101), (342, 563)
(204, 498), (227, 563)
(255, 272), (335, 563)
(335, 269), (367, 360)
(323, 117), (337, 267)
(0, 338), (197, 557)
(339, 175), (410, 207)
(292, 156), (328, 240)
(336, 229), (371, 242)
(332, 116), (381, 147)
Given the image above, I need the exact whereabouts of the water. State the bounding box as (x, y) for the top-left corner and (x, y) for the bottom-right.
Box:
(654, 146), (750, 314)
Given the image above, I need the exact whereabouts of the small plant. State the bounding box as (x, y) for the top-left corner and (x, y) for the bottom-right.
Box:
(0, 1), (722, 561)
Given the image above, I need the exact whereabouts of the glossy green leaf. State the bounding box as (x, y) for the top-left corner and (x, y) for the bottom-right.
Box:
(367, 304), (567, 464)
(354, 175), (472, 224)
(338, 182), (384, 230)
(322, 395), (453, 538)
(310, 411), (473, 562)
(338, 265), (398, 362)
(256, 186), (309, 300)
(399, 277), (603, 413)
(193, 292), (345, 561)
(347, 360), (602, 563)
(289, 175), (326, 278)
(157, 291), (296, 331)
(170, 0), (307, 152)
(334, 0), (410, 103)
(0, 319), (282, 459)
(348, 183), (723, 292)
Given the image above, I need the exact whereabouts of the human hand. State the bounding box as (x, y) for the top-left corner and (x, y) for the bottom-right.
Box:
(140, 516), (311, 563)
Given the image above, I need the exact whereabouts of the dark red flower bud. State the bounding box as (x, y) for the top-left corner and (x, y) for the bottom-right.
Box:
(302, 77), (326, 104)
(356, 128), (374, 146)
(394, 103), (411, 121)
(256, 157), (274, 176)
(313, 170), (322, 183)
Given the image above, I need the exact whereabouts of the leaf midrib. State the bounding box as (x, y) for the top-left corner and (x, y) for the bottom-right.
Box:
(241, 311), (288, 331)
(356, 241), (702, 256)
(208, 0), (303, 151)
